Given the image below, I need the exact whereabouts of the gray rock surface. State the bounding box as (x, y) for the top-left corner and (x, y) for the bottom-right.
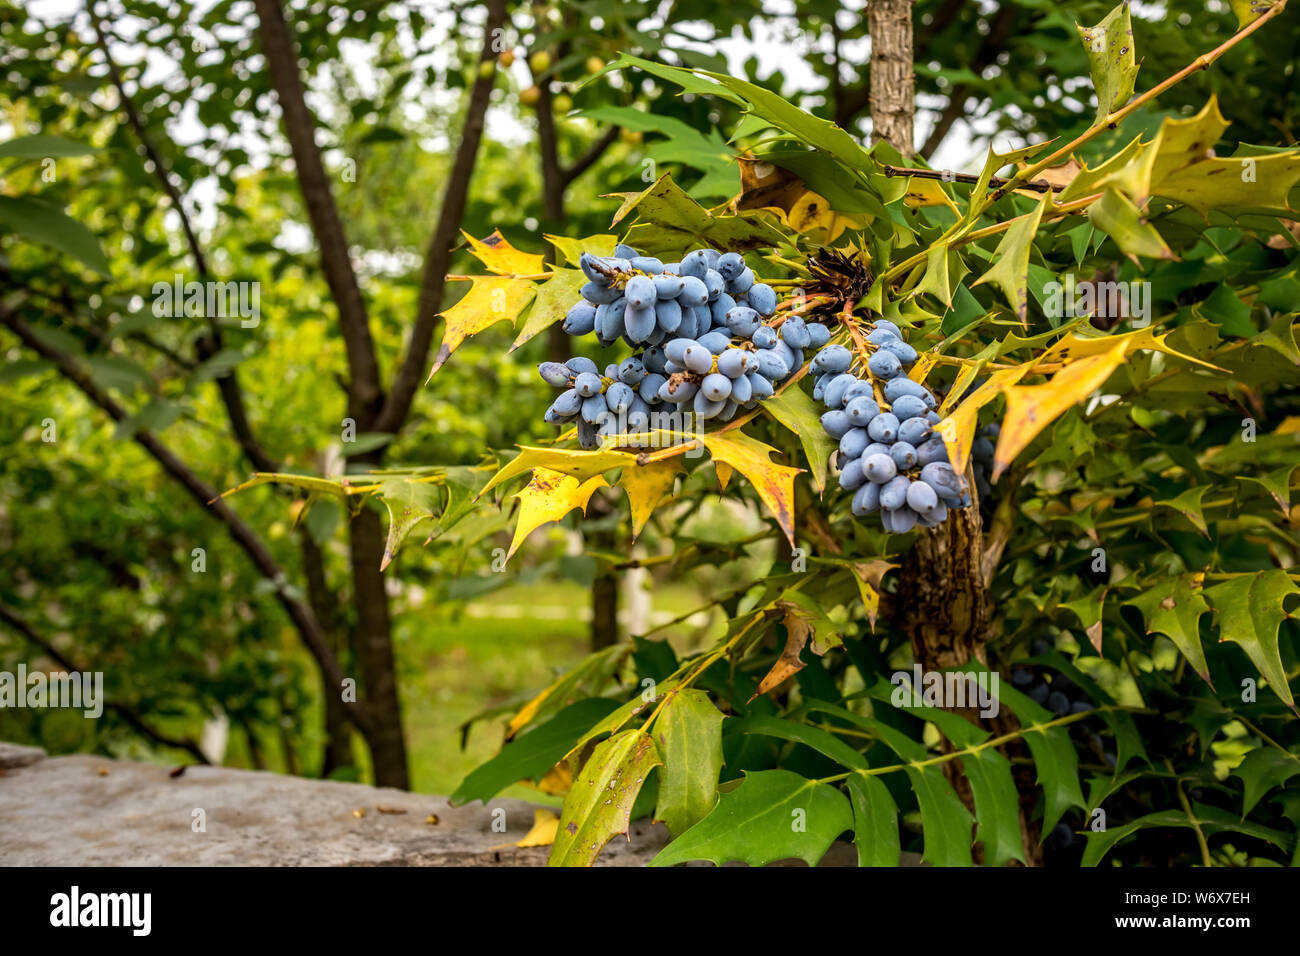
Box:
(0, 744), (914, 866)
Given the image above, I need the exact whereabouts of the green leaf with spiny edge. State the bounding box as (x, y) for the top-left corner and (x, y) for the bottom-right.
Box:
(990, 679), (1087, 835)
(1086, 187), (1174, 263)
(869, 676), (1020, 865)
(1076, 2), (1139, 125)
(565, 677), (682, 759)
(1232, 747), (1300, 817)
(846, 772), (901, 867)
(651, 689), (726, 837)
(958, 142), (1051, 226)
(971, 191), (1051, 322)
(0, 194), (111, 277)
(374, 475), (446, 570)
(548, 729), (662, 867)
(648, 769), (853, 867)
(726, 714), (868, 771)
(1081, 804), (1296, 866)
(1155, 484), (1212, 536)
(762, 381), (837, 494)
(1125, 575), (1213, 684)
(1236, 463), (1299, 516)
(450, 697), (622, 805)
(801, 697), (973, 866)
(1204, 571), (1299, 710)
(509, 267), (587, 350)
(957, 747), (1025, 867)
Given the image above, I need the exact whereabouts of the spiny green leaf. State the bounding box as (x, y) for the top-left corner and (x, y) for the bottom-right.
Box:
(971, 191), (1051, 322)
(1232, 748), (1300, 817)
(649, 769), (853, 867)
(652, 689), (726, 837)
(1204, 571), (1299, 710)
(847, 772), (901, 867)
(1126, 576), (1212, 684)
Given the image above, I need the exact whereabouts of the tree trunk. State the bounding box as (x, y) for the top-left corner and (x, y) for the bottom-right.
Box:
(868, 0), (916, 158)
(348, 505), (409, 789)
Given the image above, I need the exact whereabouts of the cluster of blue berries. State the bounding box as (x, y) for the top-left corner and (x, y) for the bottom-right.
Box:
(540, 244), (826, 448)
(812, 321), (972, 533)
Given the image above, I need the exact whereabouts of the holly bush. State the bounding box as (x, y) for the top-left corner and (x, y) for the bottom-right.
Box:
(8, 1), (1298, 866)
(421, 2), (1300, 867)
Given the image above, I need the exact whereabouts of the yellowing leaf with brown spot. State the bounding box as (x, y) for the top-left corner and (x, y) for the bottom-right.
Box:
(702, 431), (802, 546)
(752, 603), (817, 699)
(785, 189), (863, 242)
(993, 341), (1128, 478)
(464, 229), (545, 276)
(1035, 326), (1225, 372)
(619, 459), (681, 540)
(901, 176), (958, 213)
(429, 276), (536, 378)
(508, 468), (607, 559)
(908, 350), (941, 385)
(936, 367), (1028, 476)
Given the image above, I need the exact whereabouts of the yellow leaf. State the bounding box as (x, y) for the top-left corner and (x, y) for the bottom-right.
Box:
(488, 808), (560, 850)
(785, 189), (863, 241)
(908, 350), (941, 386)
(429, 276), (536, 378)
(850, 559), (897, 632)
(901, 176), (958, 213)
(619, 459), (681, 540)
(936, 367), (1028, 476)
(483, 445), (638, 499)
(517, 808), (560, 847)
(993, 341), (1129, 478)
(508, 467), (607, 559)
(463, 229), (546, 276)
(702, 431), (802, 546)
(545, 233), (617, 267)
(715, 460), (734, 490)
(533, 763), (573, 796)
(1035, 326), (1226, 372)
(938, 360), (984, 416)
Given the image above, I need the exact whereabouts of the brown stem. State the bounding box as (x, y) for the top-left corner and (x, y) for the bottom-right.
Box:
(882, 164), (1053, 193)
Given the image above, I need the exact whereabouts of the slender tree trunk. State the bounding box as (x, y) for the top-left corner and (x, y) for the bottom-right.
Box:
(869, 0), (916, 157)
(348, 505), (409, 789)
(298, 526), (355, 776)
